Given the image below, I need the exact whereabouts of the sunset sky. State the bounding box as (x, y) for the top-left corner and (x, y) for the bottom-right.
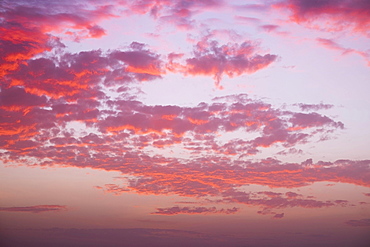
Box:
(0, 0), (369, 246)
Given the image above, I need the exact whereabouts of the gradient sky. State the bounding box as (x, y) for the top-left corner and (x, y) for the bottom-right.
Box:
(0, 0), (369, 246)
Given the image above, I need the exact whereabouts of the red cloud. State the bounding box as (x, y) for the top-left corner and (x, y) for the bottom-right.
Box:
(0, 205), (67, 213)
(151, 206), (239, 215)
(0, 20), (55, 78)
(275, 0), (370, 36)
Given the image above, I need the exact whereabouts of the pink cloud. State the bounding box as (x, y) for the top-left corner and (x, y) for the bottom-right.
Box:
(127, 0), (225, 29)
(235, 3), (270, 12)
(289, 112), (344, 129)
(234, 16), (260, 24)
(316, 38), (370, 65)
(260, 24), (279, 33)
(109, 42), (165, 80)
(182, 39), (277, 88)
(0, 205), (67, 213)
(275, 0), (370, 36)
(0, 0), (119, 88)
(3, 42), (164, 101)
(2, 1), (116, 39)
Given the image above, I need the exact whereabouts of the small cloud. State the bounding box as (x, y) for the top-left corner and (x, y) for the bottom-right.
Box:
(296, 103), (334, 111)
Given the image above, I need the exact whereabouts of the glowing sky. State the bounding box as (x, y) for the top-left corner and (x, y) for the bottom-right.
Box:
(0, 0), (369, 246)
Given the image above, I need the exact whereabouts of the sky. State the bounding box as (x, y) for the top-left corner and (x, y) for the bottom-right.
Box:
(0, 0), (369, 246)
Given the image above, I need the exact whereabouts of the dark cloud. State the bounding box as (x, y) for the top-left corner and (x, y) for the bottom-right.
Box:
(296, 103), (334, 111)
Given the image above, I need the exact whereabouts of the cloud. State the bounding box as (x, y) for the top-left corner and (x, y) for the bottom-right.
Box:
(126, 0), (225, 29)
(182, 39), (277, 88)
(289, 112), (344, 129)
(223, 189), (340, 211)
(260, 24), (279, 33)
(345, 219), (370, 227)
(316, 38), (370, 66)
(3, 42), (164, 101)
(0, 205), (67, 213)
(1, 84), (364, 202)
(2, 0), (116, 39)
(295, 103), (334, 111)
(0, 0), (119, 78)
(273, 213), (284, 218)
(151, 206), (239, 215)
(0, 86), (48, 112)
(275, 0), (370, 36)
(109, 42), (165, 80)
(0, 0), (368, 223)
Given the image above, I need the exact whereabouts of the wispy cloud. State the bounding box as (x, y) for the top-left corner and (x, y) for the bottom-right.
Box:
(0, 205), (67, 213)
(345, 218), (370, 227)
(152, 206), (239, 215)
